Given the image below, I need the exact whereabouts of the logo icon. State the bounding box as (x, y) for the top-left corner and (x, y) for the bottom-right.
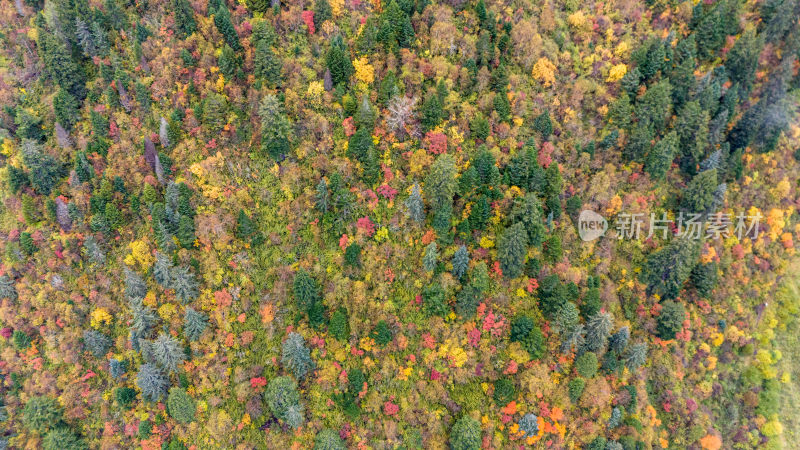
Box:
(578, 210), (608, 242)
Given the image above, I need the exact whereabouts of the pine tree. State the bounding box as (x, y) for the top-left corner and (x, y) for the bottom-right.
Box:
(184, 308), (208, 341)
(282, 332), (314, 380)
(657, 300), (685, 339)
(136, 363), (169, 402)
(151, 332), (185, 373)
(254, 40), (282, 86)
(173, 0), (196, 38)
(83, 330), (112, 358)
(645, 131), (678, 180)
(37, 31), (86, 100)
(314, 428), (346, 450)
(675, 101), (710, 173)
(644, 237), (701, 300)
(329, 307), (350, 341)
(265, 376), (304, 429)
(326, 35), (353, 85)
(452, 246), (469, 280)
(420, 88), (444, 131)
(0, 275), (17, 301)
(167, 387), (196, 424)
(424, 154), (458, 210)
(625, 342), (648, 370)
(22, 396), (63, 433)
(21, 140), (63, 196)
(533, 110), (553, 139)
(153, 253), (172, 287)
(170, 266), (198, 303)
(124, 267), (148, 301)
(493, 87), (511, 123)
(423, 242), (438, 272)
(681, 169), (718, 213)
(259, 94), (291, 158)
(498, 222), (528, 278)
(449, 416), (481, 450)
(405, 183), (425, 223)
(585, 311), (614, 352)
(213, 4), (241, 51)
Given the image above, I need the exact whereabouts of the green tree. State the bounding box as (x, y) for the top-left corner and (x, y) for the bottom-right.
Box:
(644, 237), (701, 300)
(329, 307), (350, 341)
(657, 301), (685, 339)
(265, 376), (304, 429)
(314, 428), (346, 450)
(53, 88), (79, 131)
(645, 131), (678, 180)
(22, 396), (63, 433)
(21, 140), (63, 196)
(533, 110), (553, 139)
(184, 308), (208, 341)
(371, 320), (393, 346)
(213, 4), (241, 51)
(42, 428), (86, 450)
(136, 363), (169, 402)
(423, 242), (438, 272)
(681, 169), (717, 213)
(282, 332), (314, 380)
(259, 94), (291, 158)
(173, 0), (197, 37)
(498, 222), (527, 278)
(405, 183), (425, 223)
(167, 388), (196, 424)
(424, 154), (458, 210)
(575, 352), (598, 378)
(326, 35), (353, 85)
(254, 40), (282, 87)
(452, 246), (470, 280)
(449, 416), (481, 450)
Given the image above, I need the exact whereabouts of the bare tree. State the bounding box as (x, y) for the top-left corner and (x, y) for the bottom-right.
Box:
(386, 95), (417, 140)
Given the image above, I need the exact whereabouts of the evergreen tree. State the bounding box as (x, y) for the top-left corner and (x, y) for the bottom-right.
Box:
(371, 320), (393, 346)
(533, 110), (553, 139)
(377, 0), (414, 50)
(124, 267), (148, 301)
(449, 416), (481, 450)
(151, 332), (185, 373)
(329, 307), (350, 341)
(423, 242), (438, 272)
(259, 94), (291, 158)
(265, 376), (304, 429)
(314, 428), (346, 450)
(109, 358), (127, 379)
(326, 35), (353, 85)
(22, 396), (63, 433)
(254, 40), (282, 87)
(53, 88), (79, 131)
(83, 330), (112, 357)
(498, 222), (527, 278)
(553, 301), (579, 334)
(167, 387), (196, 424)
(173, 0), (197, 38)
(213, 4), (241, 51)
(37, 31), (86, 100)
(313, 0), (332, 28)
(680, 169), (718, 213)
(493, 87), (512, 123)
(644, 237), (701, 300)
(625, 342), (648, 370)
(519, 413), (539, 439)
(645, 131), (678, 180)
(690, 261), (717, 298)
(293, 269), (321, 311)
(282, 332), (314, 380)
(136, 363), (169, 402)
(635, 80), (672, 131)
(171, 266), (198, 303)
(585, 311), (613, 352)
(575, 352), (598, 378)
(424, 154), (458, 210)
(452, 246), (469, 279)
(675, 101), (710, 173)
(42, 428), (86, 450)
(153, 253), (172, 287)
(420, 87), (444, 130)
(21, 140), (63, 196)
(405, 183), (425, 223)
(608, 326), (630, 354)
(184, 307), (208, 341)
(0, 275), (17, 301)
(657, 300), (685, 339)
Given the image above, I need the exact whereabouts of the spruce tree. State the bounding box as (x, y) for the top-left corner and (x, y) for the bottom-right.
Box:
(326, 35), (353, 85)
(533, 110), (553, 139)
(53, 88), (79, 131)
(136, 363), (169, 402)
(0, 275), (17, 301)
(281, 332), (314, 380)
(645, 131), (678, 180)
(167, 387), (196, 424)
(625, 342), (648, 370)
(644, 237), (701, 300)
(264, 376), (304, 429)
(405, 183), (425, 223)
(423, 242), (438, 272)
(184, 307), (208, 341)
(452, 246), (469, 280)
(170, 266), (198, 303)
(314, 428), (346, 450)
(83, 330), (112, 358)
(21, 140), (63, 196)
(254, 40), (282, 87)
(424, 154), (458, 210)
(498, 222), (527, 278)
(680, 169), (717, 213)
(173, 0), (196, 38)
(213, 4), (241, 51)
(153, 252), (172, 287)
(329, 307), (350, 341)
(449, 416), (481, 450)
(259, 94), (291, 158)
(151, 332), (185, 373)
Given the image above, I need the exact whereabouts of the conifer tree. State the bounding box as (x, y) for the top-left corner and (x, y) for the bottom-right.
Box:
(405, 183), (425, 223)
(184, 308), (208, 341)
(423, 242), (438, 272)
(136, 363), (169, 402)
(0, 275), (17, 301)
(264, 376), (304, 429)
(254, 40), (282, 86)
(452, 246), (470, 280)
(645, 131), (678, 180)
(449, 416), (481, 450)
(424, 154), (458, 210)
(21, 140), (63, 196)
(213, 4), (241, 51)
(282, 332), (314, 380)
(167, 387), (196, 424)
(326, 35), (353, 85)
(625, 342), (648, 370)
(314, 428), (346, 450)
(680, 169), (717, 213)
(83, 330), (112, 358)
(259, 94), (291, 158)
(173, 0), (196, 38)
(498, 222), (528, 278)
(170, 266), (198, 303)
(151, 332), (185, 373)
(585, 311), (613, 352)
(53, 88), (79, 131)
(644, 237), (701, 299)
(153, 253), (172, 287)
(329, 307), (350, 341)
(533, 110), (553, 139)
